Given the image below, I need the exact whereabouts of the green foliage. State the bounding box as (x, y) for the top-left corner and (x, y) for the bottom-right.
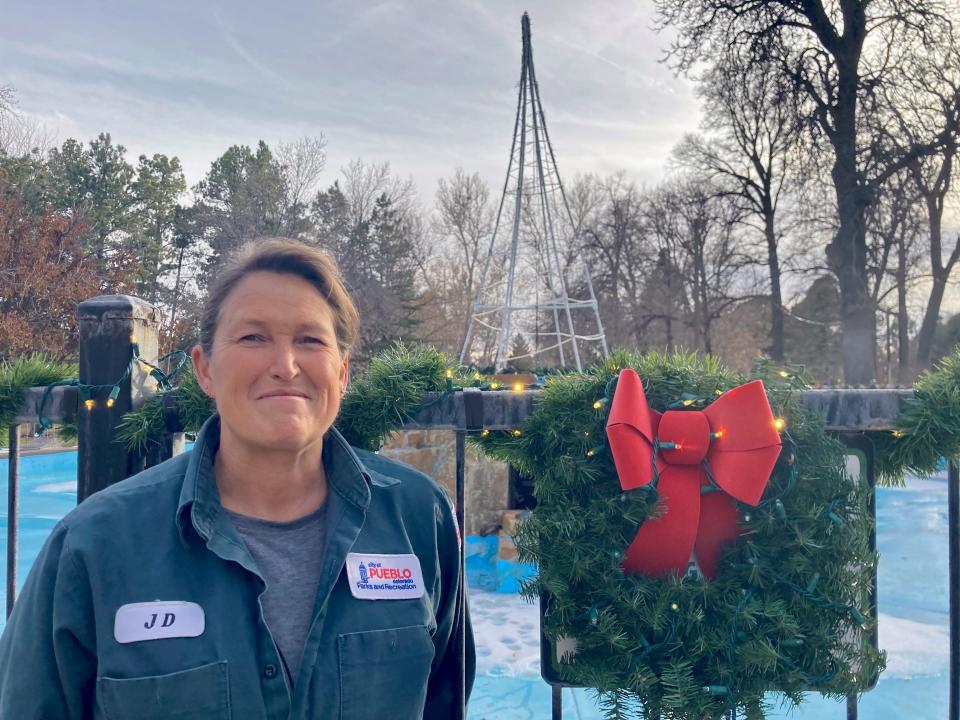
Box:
(116, 363), (212, 455)
(312, 179), (424, 361)
(476, 349), (883, 719)
(46, 134), (138, 266)
(192, 141), (303, 284)
(874, 347), (960, 482)
(337, 343), (449, 450)
(0, 354), (76, 447)
(116, 342), (449, 454)
(129, 154), (187, 302)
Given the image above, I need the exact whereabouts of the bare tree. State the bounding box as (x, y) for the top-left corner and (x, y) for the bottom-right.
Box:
(338, 159), (417, 228)
(655, 0), (960, 384)
(0, 84), (14, 123)
(884, 43), (960, 372)
(427, 168), (495, 353)
(578, 173), (654, 348)
(866, 171), (925, 383)
(673, 53), (801, 360)
(646, 178), (750, 354)
(0, 85), (54, 157)
(276, 135), (327, 214)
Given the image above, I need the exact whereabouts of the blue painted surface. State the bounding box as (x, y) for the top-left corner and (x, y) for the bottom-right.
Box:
(466, 535), (537, 593)
(0, 451), (951, 718)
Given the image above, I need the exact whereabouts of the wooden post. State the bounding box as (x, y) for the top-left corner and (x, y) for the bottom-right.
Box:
(77, 295), (159, 502)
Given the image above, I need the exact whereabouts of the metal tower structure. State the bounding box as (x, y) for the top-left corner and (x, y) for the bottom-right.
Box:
(458, 12), (608, 372)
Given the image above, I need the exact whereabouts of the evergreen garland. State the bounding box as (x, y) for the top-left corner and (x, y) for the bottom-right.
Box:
(476, 350), (884, 720)
(872, 347), (960, 482)
(6, 345), (960, 483)
(336, 343), (449, 450)
(115, 343), (452, 453)
(0, 354), (77, 447)
(116, 362), (212, 455)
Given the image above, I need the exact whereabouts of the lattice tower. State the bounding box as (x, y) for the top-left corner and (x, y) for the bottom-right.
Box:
(458, 12), (608, 372)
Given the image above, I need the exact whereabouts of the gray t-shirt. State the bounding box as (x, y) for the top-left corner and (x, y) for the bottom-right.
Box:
(224, 502), (327, 684)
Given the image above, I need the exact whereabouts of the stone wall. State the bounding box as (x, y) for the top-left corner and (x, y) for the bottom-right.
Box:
(380, 429), (509, 536)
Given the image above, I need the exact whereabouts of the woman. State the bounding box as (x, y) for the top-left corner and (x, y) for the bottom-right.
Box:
(0, 238), (475, 719)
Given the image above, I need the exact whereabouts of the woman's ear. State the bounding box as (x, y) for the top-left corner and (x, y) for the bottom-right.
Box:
(191, 345), (216, 399)
(339, 354), (350, 396)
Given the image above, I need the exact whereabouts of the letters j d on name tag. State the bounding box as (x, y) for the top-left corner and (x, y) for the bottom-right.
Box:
(114, 601), (205, 644)
(346, 553), (426, 600)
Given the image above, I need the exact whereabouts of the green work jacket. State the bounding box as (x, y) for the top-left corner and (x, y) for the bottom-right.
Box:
(0, 416), (475, 719)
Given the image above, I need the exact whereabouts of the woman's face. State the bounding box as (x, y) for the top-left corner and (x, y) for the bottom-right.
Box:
(192, 270), (349, 457)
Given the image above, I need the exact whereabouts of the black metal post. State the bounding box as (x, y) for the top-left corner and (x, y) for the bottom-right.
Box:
(846, 693), (857, 719)
(457, 387), (485, 720)
(6, 425), (20, 617)
(949, 460), (958, 720)
(455, 430), (467, 720)
(552, 685), (562, 719)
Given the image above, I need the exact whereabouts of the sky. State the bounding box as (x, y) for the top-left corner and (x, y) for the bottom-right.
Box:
(0, 0), (701, 200)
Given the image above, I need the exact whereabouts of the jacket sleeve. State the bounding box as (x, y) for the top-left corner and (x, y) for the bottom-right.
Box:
(0, 520), (97, 719)
(422, 488), (476, 720)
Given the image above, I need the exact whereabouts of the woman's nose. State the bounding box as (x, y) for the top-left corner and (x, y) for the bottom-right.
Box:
(268, 341), (299, 379)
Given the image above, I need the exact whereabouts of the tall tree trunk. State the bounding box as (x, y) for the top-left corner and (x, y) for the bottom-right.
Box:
(665, 266), (674, 350)
(915, 273), (951, 369)
(168, 245), (185, 346)
(829, 207), (875, 385)
(826, 60), (876, 385)
(700, 273), (712, 355)
(896, 234), (912, 385)
(703, 308), (713, 355)
(914, 187), (960, 370)
(764, 208), (784, 361)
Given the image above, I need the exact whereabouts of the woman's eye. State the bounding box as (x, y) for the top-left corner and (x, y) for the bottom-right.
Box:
(239, 334), (264, 343)
(302, 336), (325, 345)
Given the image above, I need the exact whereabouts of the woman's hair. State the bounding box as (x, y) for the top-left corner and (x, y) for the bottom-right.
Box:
(198, 238), (360, 355)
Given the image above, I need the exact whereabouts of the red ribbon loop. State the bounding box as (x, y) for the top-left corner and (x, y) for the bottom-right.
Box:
(605, 369), (782, 579)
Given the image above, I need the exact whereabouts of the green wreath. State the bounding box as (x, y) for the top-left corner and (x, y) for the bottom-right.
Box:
(476, 350), (884, 719)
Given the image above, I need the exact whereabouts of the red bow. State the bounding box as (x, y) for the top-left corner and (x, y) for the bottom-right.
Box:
(605, 369), (782, 579)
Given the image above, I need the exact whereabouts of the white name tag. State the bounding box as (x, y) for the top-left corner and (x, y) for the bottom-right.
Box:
(346, 553), (425, 600)
(114, 602), (205, 644)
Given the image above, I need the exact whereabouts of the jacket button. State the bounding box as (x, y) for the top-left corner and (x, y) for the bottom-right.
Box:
(263, 664), (278, 679)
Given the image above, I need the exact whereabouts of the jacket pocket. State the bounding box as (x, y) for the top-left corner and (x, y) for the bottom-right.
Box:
(96, 660), (230, 720)
(338, 625), (435, 720)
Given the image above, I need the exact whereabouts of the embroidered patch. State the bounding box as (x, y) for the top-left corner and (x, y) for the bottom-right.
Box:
(114, 601), (205, 644)
(345, 553), (426, 600)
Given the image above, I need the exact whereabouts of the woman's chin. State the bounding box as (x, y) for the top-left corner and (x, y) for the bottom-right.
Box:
(263, 423), (320, 446)
(237, 418), (323, 451)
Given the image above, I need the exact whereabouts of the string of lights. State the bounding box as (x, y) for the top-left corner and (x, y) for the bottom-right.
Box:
(35, 343), (186, 433)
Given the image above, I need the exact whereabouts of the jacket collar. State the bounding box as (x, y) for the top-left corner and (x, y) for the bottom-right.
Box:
(176, 415), (390, 546)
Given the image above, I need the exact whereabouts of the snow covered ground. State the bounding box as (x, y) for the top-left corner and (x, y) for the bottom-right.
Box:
(470, 590), (952, 684)
(467, 588), (950, 719)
